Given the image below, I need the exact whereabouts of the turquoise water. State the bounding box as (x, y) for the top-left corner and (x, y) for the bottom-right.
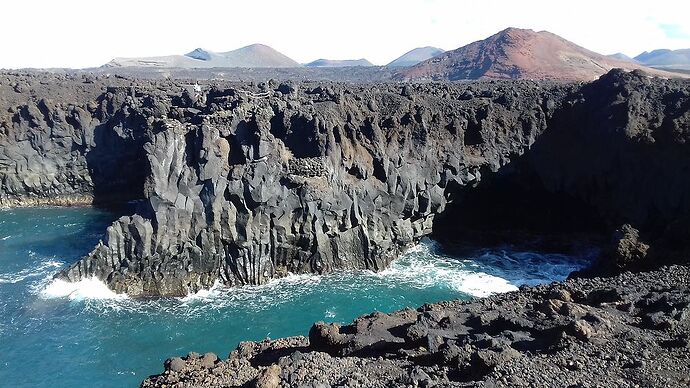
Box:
(0, 208), (595, 387)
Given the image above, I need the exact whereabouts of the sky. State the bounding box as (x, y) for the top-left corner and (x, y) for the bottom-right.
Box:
(1, 0), (689, 69)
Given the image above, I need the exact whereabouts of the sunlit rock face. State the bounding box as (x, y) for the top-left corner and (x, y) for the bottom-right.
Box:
(2, 70), (690, 296)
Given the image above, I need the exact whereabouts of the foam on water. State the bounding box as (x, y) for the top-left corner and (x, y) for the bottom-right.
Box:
(40, 277), (127, 300)
(453, 272), (518, 297)
(0, 207), (598, 388)
(19, 238), (590, 316)
(379, 241), (519, 296)
(181, 280), (224, 301)
(470, 247), (595, 286)
(176, 273), (325, 316)
(0, 259), (62, 284)
(169, 240), (529, 315)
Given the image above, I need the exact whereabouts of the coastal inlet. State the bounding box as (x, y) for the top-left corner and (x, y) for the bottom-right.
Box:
(0, 207), (595, 387)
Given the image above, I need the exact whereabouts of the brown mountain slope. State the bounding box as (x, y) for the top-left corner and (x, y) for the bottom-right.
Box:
(397, 28), (683, 81)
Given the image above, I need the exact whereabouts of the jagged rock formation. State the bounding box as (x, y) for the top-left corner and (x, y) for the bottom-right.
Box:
(141, 264), (690, 387)
(55, 78), (567, 297)
(1, 70), (689, 298)
(434, 69), (690, 271)
(0, 73), (149, 207)
(0, 71), (569, 296)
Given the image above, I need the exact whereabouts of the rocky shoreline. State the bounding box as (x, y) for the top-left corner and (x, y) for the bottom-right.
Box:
(1, 69), (689, 386)
(141, 265), (690, 387)
(4, 70), (571, 296)
(3, 69), (690, 297)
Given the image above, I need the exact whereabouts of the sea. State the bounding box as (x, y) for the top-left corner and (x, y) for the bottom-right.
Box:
(0, 207), (596, 387)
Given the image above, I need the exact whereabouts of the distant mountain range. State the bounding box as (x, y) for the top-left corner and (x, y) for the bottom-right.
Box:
(634, 49), (690, 70)
(106, 44), (301, 68)
(102, 29), (689, 81)
(607, 53), (637, 62)
(396, 28), (680, 81)
(605, 49), (690, 71)
(387, 47), (445, 67)
(305, 59), (374, 68)
(106, 46), (437, 70)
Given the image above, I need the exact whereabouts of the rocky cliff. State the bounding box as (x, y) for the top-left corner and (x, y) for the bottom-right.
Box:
(1, 70), (689, 297)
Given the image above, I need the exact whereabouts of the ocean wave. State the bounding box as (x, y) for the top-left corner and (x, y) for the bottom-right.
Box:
(378, 240), (519, 297)
(174, 273), (325, 317)
(469, 248), (595, 286)
(30, 239), (589, 318)
(0, 259), (62, 285)
(40, 277), (127, 300)
(180, 280), (224, 301)
(181, 273), (322, 303)
(453, 272), (518, 297)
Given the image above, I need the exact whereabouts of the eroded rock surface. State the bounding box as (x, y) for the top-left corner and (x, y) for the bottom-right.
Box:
(1, 70), (690, 296)
(0, 72), (571, 296)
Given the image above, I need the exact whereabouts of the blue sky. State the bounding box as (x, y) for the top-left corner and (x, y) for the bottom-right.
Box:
(659, 24), (690, 40)
(1, 0), (689, 68)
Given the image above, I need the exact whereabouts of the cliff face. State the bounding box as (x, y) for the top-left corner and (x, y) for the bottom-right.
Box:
(0, 73), (149, 206)
(40, 78), (567, 296)
(1, 70), (689, 297)
(434, 70), (690, 264)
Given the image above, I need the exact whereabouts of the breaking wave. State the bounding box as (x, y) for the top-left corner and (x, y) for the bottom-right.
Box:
(29, 238), (592, 311)
(40, 277), (127, 300)
(378, 241), (519, 297)
(0, 206), (599, 388)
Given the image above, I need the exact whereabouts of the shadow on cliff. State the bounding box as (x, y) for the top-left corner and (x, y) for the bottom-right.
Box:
(432, 151), (608, 253)
(84, 105), (151, 209)
(434, 70), (690, 272)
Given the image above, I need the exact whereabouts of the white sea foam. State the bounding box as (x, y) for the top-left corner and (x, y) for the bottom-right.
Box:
(30, 239), (586, 315)
(179, 273), (322, 310)
(177, 241), (527, 312)
(469, 248), (594, 287)
(375, 239), (519, 297)
(40, 277), (127, 300)
(180, 280), (223, 301)
(0, 259), (62, 284)
(453, 272), (518, 297)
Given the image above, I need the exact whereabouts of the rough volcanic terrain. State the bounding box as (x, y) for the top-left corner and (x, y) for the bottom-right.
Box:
(2, 70), (690, 298)
(141, 265), (690, 387)
(2, 70), (573, 297)
(1, 68), (689, 387)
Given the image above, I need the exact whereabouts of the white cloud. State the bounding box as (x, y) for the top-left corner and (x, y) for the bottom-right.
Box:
(1, 0), (689, 68)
